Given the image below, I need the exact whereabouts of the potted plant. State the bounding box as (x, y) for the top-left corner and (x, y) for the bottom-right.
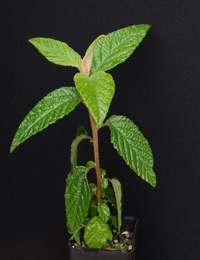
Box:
(10, 24), (156, 259)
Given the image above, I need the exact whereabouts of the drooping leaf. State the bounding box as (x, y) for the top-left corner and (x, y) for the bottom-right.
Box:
(74, 71), (115, 127)
(90, 24), (151, 74)
(98, 203), (111, 222)
(29, 37), (82, 69)
(111, 216), (118, 229)
(10, 87), (81, 153)
(101, 178), (108, 189)
(81, 35), (106, 75)
(107, 115), (156, 187)
(102, 187), (114, 199)
(65, 166), (91, 234)
(110, 178), (122, 233)
(70, 134), (89, 168)
(84, 216), (113, 248)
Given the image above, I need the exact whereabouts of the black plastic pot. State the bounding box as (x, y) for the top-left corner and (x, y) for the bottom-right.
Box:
(68, 216), (138, 260)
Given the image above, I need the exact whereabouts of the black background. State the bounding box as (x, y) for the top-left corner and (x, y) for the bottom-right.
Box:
(1, 1), (200, 259)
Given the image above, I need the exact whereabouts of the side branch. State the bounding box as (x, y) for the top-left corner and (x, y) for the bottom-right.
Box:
(98, 123), (109, 130)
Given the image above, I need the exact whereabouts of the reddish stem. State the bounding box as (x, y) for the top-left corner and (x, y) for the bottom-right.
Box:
(88, 111), (101, 205)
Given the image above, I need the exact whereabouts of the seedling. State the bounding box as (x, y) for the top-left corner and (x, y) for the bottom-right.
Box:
(10, 25), (156, 249)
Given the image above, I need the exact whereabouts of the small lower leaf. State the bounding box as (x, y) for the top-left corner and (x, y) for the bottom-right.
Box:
(98, 203), (111, 222)
(101, 178), (108, 189)
(108, 198), (117, 208)
(89, 199), (98, 217)
(84, 216), (113, 248)
(111, 216), (118, 229)
(69, 226), (83, 245)
(102, 187), (114, 198)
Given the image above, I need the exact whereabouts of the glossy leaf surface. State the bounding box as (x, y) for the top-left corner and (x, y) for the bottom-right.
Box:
(98, 203), (111, 222)
(110, 178), (122, 232)
(84, 216), (113, 248)
(65, 166), (91, 234)
(10, 87), (81, 152)
(101, 178), (108, 189)
(74, 71), (115, 127)
(107, 115), (156, 187)
(90, 24), (150, 74)
(29, 37), (82, 69)
(89, 199), (98, 217)
(102, 187), (114, 199)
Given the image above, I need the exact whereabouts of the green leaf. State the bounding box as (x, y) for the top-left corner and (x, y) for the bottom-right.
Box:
(107, 115), (156, 187)
(90, 24), (151, 74)
(100, 168), (106, 176)
(98, 203), (111, 222)
(69, 226), (83, 245)
(110, 178), (122, 233)
(83, 217), (91, 225)
(101, 178), (108, 189)
(89, 199), (98, 217)
(102, 187), (114, 199)
(70, 134), (89, 168)
(65, 166), (91, 234)
(108, 198), (117, 208)
(76, 126), (88, 137)
(86, 161), (95, 168)
(10, 87), (81, 153)
(81, 35), (106, 75)
(111, 216), (118, 229)
(84, 216), (113, 248)
(74, 71), (115, 127)
(88, 183), (96, 194)
(29, 37), (82, 69)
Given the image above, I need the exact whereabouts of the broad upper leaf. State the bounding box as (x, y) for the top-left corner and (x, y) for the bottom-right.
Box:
(107, 115), (156, 187)
(65, 166), (91, 234)
(110, 178), (122, 233)
(74, 71), (115, 127)
(98, 203), (111, 222)
(90, 24), (151, 74)
(29, 37), (82, 69)
(84, 216), (113, 248)
(10, 87), (81, 153)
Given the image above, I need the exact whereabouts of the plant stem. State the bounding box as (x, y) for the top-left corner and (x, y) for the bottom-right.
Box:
(88, 111), (101, 205)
